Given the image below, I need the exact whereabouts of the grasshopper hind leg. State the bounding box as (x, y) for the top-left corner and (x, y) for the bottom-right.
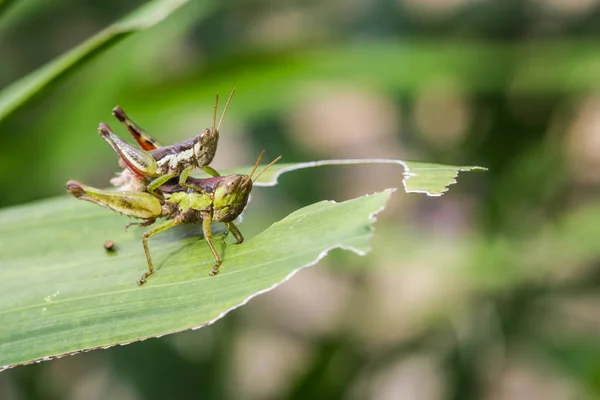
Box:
(98, 123), (159, 180)
(112, 106), (162, 151)
(66, 180), (162, 219)
(125, 219), (155, 231)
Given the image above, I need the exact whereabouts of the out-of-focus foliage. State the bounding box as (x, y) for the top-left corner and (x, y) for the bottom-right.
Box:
(0, 0), (197, 122)
(1, 0), (600, 399)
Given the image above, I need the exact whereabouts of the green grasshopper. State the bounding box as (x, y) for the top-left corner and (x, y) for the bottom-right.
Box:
(67, 151), (281, 285)
(104, 88), (236, 194)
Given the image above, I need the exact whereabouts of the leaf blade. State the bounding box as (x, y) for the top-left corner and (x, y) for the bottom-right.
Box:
(228, 159), (487, 196)
(0, 189), (393, 370)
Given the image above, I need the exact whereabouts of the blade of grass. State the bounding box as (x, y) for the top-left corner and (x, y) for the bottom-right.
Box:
(0, 0), (210, 123)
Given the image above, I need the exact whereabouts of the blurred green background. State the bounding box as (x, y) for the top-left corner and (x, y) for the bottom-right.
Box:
(2, 0), (600, 398)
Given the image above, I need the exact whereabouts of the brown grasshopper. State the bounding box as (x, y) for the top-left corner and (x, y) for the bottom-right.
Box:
(104, 88), (236, 194)
(67, 151), (281, 285)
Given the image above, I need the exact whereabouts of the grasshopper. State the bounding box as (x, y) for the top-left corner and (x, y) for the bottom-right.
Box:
(103, 88), (236, 194)
(67, 151), (281, 285)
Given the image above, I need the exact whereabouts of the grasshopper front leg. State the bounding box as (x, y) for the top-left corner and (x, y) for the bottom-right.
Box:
(226, 222), (244, 245)
(201, 166), (220, 177)
(173, 166), (218, 193)
(175, 166), (220, 193)
(178, 166), (197, 190)
(146, 173), (178, 197)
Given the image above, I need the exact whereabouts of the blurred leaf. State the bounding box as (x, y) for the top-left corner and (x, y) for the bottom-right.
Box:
(0, 189), (392, 370)
(531, 335), (600, 394)
(467, 200), (600, 290)
(116, 40), (600, 119)
(0, 0), (197, 123)
(0, 0), (19, 19)
(232, 159), (487, 196)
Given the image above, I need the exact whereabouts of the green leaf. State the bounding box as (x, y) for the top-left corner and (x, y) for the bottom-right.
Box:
(0, 0), (19, 19)
(232, 159), (487, 196)
(0, 0), (197, 123)
(0, 189), (393, 370)
(0, 157), (485, 369)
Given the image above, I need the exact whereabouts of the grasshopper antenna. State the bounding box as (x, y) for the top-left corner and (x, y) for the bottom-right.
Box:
(244, 151), (282, 186)
(253, 155), (282, 183)
(245, 150), (265, 185)
(213, 93), (219, 133)
(217, 87), (236, 132)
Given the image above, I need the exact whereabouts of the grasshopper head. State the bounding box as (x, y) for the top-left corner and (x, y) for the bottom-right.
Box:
(212, 151), (282, 222)
(193, 127), (218, 167)
(212, 174), (251, 222)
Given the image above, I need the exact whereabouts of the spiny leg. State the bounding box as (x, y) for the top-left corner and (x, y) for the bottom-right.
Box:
(112, 106), (162, 151)
(125, 219), (155, 231)
(139, 219), (181, 285)
(202, 215), (222, 276)
(226, 222), (244, 245)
